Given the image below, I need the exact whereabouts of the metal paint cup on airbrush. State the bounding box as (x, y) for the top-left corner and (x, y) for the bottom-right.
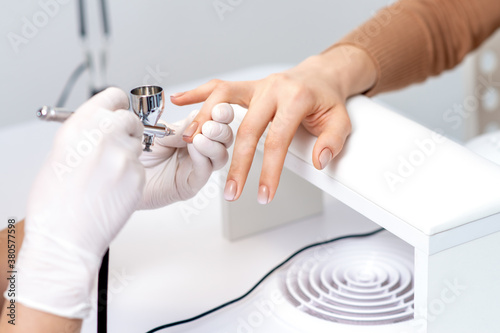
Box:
(129, 85), (174, 151)
(36, 85), (175, 152)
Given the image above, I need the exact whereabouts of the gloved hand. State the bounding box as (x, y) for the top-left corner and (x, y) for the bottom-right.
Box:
(139, 103), (234, 209)
(13, 88), (145, 318)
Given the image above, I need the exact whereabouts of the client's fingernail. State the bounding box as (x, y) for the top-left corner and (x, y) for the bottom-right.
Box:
(170, 92), (185, 98)
(319, 148), (333, 169)
(224, 180), (237, 201)
(183, 122), (198, 138)
(257, 185), (269, 205)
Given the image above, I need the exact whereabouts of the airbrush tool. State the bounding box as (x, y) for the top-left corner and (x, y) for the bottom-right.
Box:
(37, 85), (174, 151)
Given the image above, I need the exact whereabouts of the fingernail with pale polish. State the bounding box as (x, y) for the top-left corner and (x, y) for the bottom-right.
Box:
(319, 148), (333, 169)
(257, 185), (269, 205)
(170, 92), (185, 98)
(224, 180), (237, 201)
(183, 122), (198, 138)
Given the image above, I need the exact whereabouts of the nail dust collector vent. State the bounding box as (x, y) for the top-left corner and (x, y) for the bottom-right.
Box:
(282, 236), (414, 325)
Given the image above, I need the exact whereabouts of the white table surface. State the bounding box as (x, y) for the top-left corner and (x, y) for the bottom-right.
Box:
(95, 192), (379, 333)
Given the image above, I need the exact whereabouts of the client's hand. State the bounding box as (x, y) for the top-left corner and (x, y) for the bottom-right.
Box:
(172, 46), (376, 204)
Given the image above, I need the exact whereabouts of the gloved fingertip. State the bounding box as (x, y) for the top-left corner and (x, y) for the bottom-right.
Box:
(191, 133), (204, 146)
(114, 109), (144, 139)
(91, 87), (129, 111)
(201, 121), (215, 137)
(212, 103), (234, 123)
(104, 86), (128, 101)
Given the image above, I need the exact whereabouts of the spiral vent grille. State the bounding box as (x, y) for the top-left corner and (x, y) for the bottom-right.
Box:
(283, 235), (414, 325)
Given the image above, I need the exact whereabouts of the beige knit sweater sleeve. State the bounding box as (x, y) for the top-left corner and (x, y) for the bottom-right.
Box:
(337, 0), (500, 96)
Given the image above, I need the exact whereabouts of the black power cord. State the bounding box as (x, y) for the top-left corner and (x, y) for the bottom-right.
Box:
(94, 1), (111, 330)
(75, 1), (113, 331)
(146, 228), (386, 333)
(97, 249), (110, 332)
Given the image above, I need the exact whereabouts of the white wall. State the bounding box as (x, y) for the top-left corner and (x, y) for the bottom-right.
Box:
(1, 0), (470, 141)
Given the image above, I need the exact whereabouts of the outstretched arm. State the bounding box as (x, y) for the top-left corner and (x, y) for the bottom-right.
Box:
(174, 0), (500, 205)
(339, 0), (500, 95)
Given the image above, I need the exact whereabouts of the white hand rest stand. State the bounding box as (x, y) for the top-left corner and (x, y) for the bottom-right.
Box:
(230, 96), (500, 332)
(285, 96), (500, 250)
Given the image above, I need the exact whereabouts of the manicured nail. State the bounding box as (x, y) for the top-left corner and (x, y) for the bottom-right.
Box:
(224, 180), (237, 201)
(257, 185), (269, 205)
(319, 148), (333, 169)
(170, 92), (185, 98)
(183, 122), (198, 138)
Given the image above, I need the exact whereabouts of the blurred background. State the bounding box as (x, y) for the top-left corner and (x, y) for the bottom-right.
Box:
(3, 0), (498, 142)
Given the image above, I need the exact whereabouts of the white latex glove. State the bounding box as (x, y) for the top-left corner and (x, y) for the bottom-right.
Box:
(13, 88), (145, 318)
(139, 103), (234, 209)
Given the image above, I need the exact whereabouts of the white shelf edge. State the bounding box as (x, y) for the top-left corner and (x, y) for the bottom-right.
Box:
(282, 152), (431, 253)
(282, 152), (500, 255)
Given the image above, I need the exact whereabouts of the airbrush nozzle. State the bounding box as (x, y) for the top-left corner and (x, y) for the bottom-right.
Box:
(36, 106), (73, 122)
